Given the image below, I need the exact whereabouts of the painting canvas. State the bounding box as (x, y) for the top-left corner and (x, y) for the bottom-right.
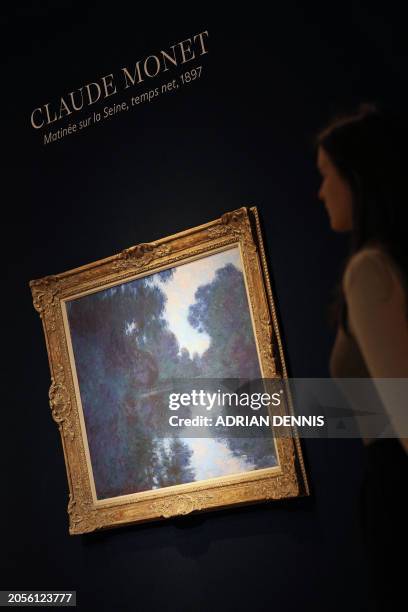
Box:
(65, 247), (277, 501)
(30, 207), (308, 533)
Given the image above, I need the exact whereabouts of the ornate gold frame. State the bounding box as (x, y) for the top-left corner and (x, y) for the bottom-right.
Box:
(30, 206), (309, 534)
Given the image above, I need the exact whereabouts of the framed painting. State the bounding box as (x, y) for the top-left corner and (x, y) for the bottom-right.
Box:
(30, 207), (308, 534)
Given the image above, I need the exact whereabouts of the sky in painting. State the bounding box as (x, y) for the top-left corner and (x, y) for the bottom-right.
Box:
(151, 247), (262, 482)
(152, 247), (243, 356)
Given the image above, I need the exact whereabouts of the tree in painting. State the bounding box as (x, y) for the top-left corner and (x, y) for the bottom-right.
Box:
(67, 269), (196, 498)
(188, 263), (260, 379)
(188, 263), (276, 468)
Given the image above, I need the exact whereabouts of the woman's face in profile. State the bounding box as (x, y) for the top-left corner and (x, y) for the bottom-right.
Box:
(317, 146), (354, 232)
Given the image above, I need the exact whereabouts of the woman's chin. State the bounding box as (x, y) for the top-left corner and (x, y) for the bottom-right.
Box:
(329, 217), (352, 233)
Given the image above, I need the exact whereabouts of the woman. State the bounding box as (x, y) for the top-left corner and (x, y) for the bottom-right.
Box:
(315, 103), (408, 611)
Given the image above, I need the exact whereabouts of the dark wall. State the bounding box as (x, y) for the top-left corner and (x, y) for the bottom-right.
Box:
(2, 4), (406, 611)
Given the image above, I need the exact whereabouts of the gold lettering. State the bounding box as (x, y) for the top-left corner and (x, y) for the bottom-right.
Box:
(193, 31), (209, 55)
(68, 88), (84, 112)
(160, 48), (178, 71)
(177, 38), (195, 64)
(101, 74), (117, 98)
(85, 82), (101, 105)
(44, 103), (58, 125)
(144, 55), (161, 78)
(59, 97), (72, 118)
(31, 108), (44, 129)
(122, 63), (144, 88)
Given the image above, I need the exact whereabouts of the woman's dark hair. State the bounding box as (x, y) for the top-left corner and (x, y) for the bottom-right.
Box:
(315, 103), (408, 333)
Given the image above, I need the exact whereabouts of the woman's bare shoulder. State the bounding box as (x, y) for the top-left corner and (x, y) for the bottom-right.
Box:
(342, 246), (402, 301)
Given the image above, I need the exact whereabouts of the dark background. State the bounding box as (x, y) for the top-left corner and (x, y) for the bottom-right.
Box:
(2, 3), (406, 611)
